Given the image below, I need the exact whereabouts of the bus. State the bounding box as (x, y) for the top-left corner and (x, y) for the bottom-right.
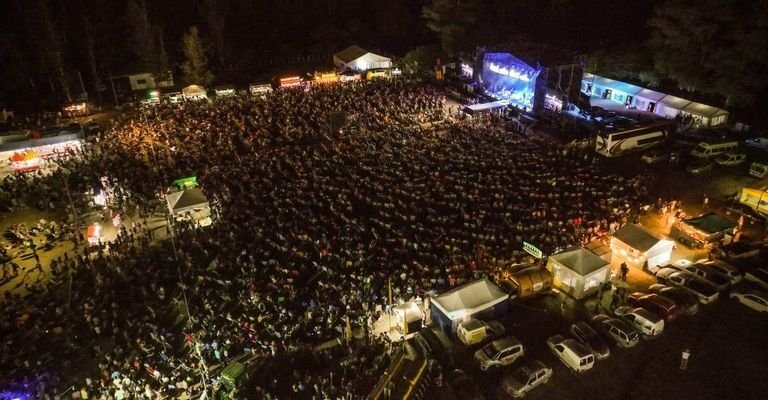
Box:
(595, 122), (673, 157)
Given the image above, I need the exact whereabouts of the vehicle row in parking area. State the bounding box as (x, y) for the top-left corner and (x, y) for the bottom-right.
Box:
(431, 255), (766, 399)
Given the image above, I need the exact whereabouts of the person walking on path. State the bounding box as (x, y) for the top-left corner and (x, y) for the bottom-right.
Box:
(680, 348), (691, 370)
(620, 262), (629, 282)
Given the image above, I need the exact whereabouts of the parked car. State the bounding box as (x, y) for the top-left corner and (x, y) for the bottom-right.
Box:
(686, 159), (714, 174)
(745, 137), (768, 150)
(714, 152), (747, 166)
(745, 267), (768, 290)
(696, 259), (743, 284)
(641, 148), (669, 164)
(649, 259), (693, 275)
(730, 288), (768, 313)
(590, 314), (640, 348)
(569, 321), (610, 359)
(613, 306), (665, 338)
(604, 116), (637, 129)
(447, 369), (486, 400)
(546, 334), (595, 372)
(626, 292), (679, 321)
(680, 263), (731, 291)
(502, 360), (553, 398)
(474, 336), (524, 371)
(656, 269), (719, 303)
(648, 284), (700, 315)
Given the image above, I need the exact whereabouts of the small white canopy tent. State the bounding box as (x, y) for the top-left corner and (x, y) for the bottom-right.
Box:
(547, 247), (610, 299)
(182, 84), (208, 100)
(611, 223), (675, 271)
(333, 45), (392, 71)
(166, 187), (211, 225)
(430, 279), (509, 334)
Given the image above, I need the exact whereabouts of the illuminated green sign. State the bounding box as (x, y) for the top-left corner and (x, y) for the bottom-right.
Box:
(523, 241), (543, 258)
(172, 176), (198, 190)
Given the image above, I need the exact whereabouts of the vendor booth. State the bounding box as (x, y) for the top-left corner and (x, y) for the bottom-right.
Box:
(166, 187), (212, 226)
(372, 301), (425, 341)
(430, 279), (509, 336)
(10, 150), (40, 173)
(214, 85), (236, 97)
(672, 212), (735, 245)
(182, 85), (208, 101)
(611, 224), (675, 270)
(249, 83), (273, 96)
(547, 247), (610, 299)
(87, 223), (102, 246)
(279, 76), (302, 89)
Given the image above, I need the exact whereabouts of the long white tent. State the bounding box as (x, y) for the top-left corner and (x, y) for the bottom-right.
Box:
(583, 74), (729, 127)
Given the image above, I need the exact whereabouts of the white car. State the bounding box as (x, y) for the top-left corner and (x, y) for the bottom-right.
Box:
(546, 334), (594, 372)
(649, 259), (693, 275)
(502, 360), (553, 398)
(714, 153), (747, 166)
(474, 336), (524, 371)
(730, 289), (768, 312)
(613, 306), (665, 338)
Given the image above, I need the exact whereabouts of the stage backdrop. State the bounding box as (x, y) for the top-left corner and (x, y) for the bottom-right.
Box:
(480, 53), (541, 110)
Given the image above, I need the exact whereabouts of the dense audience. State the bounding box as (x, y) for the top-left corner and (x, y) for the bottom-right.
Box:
(0, 78), (648, 399)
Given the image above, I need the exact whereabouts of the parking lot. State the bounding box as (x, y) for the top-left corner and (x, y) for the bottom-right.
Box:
(432, 284), (768, 400)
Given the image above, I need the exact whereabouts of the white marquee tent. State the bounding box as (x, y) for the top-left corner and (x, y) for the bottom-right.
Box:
(182, 84), (208, 100)
(166, 187), (211, 225)
(611, 223), (675, 271)
(547, 247), (610, 299)
(430, 279), (509, 334)
(333, 45), (392, 71)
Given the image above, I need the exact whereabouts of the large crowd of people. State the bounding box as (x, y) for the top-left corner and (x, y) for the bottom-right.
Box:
(0, 78), (650, 399)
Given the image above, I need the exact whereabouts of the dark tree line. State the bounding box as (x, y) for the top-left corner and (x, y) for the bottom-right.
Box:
(1, 0), (767, 124)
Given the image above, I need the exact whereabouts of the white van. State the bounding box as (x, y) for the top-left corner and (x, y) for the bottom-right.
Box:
(749, 162), (768, 178)
(547, 335), (595, 372)
(690, 141), (739, 158)
(614, 307), (665, 338)
(456, 319), (505, 346)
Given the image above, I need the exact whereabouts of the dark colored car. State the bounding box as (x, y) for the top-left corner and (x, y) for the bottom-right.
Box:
(648, 284), (699, 315)
(447, 369), (486, 400)
(626, 292), (680, 321)
(569, 321), (610, 360)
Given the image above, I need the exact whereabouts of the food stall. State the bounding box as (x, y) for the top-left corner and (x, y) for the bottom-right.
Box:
(279, 76), (302, 89)
(10, 150), (41, 173)
(87, 223), (102, 246)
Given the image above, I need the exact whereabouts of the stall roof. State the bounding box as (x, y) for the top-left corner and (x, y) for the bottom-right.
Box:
(659, 95), (691, 109)
(613, 224), (664, 252)
(682, 101), (729, 118)
(593, 75), (643, 95)
(334, 45), (369, 63)
(166, 187), (208, 213)
(431, 279), (508, 320)
(634, 88), (667, 102)
(394, 302), (424, 323)
(682, 213), (735, 235)
(550, 247), (609, 276)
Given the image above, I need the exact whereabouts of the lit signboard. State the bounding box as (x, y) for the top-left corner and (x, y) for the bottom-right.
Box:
(523, 241), (543, 258)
